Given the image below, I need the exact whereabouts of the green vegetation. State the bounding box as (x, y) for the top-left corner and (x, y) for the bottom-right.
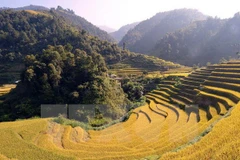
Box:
(110, 22), (139, 42)
(151, 14), (240, 65)
(53, 6), (115, 42)
(0, 9), (183, 84)
(0, 45), (129, 121)
(119, 9), (206, 53)
(2, 5), (240, 160)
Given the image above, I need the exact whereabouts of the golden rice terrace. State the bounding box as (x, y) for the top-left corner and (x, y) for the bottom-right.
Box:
(1, 60), (240, 159)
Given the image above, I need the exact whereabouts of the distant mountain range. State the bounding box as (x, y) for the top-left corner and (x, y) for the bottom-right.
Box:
(0, 5), (49, 11)
(116, 9), (240, 66)
(1, 5), (240, 66)
(151, 13), (240, 65)
(1, 5), (115, 42)
(119, 9), (207, 54)
(98, 25), (116, 33)
(110, 22), (139, 42)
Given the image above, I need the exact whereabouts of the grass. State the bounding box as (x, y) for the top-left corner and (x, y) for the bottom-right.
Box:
(195, 89), (236, 107)
(0, 119), (76, 160)
(160, 103), (240, 160)
(1, 60), (240, 159)
(109, 66), (191, 78)
(0, 84), (16, 96)
(25, 10), (50, 17)
(146, 73), (190, 78)
(203, 85), (240, 103)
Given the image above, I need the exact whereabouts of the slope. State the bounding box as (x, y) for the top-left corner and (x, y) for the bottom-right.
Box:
(54, 6), (115, 42)
(152, 13), (240, 66)
(119, 9), (206, 53)
(110, 22), (139, 42)
(0, 60), (240, 159)
(4, 5), (115, 42)
(0, 9), (182, 84)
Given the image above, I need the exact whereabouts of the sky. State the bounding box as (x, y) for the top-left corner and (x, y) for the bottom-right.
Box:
(1, 0), (240, 30)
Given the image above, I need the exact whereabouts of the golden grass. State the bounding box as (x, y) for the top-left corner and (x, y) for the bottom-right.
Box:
(0, 96), (236, 159)
(0, 84), (16, 96)
(146, 73), (190, 78)
(195, 89), (236, 107)
(110, 67), (191, 78)
(160, 103), (240, 159)
(2, 61), (240, 159)
(0, 119), (76, 160)
(204, 85), (240, 101)
(217, 102), (227, 115)
(0, 97), (219, 160)
(25, 10), (49, 17)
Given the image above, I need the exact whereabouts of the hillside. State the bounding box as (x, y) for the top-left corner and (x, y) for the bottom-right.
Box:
(98, 25), (116, 33)
(0, 9), (182, 84)
(0, 60), (240, 159)
(151, 17), (226, 65)
(3, 5), (115, 42)
(11, 5), (49, 11)
(119, 9), (207, 53)
(0, 45), (129, 122)
(110, 22), (139, 42)
(0, 5), (49, 11)
(0, 9), (183, 121)
(151, 13), (240, 66)
(54, 6), (115, 42)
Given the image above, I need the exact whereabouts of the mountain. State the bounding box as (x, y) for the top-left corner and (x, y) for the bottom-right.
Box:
(54, 6), (115, 42)
(0, 5), (49, 11)
(151, 13), (240, 66)
(0, 9), (181, 83)
(119, 9), (207, 53)
(0, 9), (182, 121)
(3, 5), (115, 42)
(0, 9), (127, 121)
(98, 25), (116, 33)
(110, 22), (139, 42)
(11, 5), (49, 11)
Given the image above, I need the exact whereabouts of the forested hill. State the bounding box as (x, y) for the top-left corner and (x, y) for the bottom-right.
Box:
(151, 13), (240, 66)
(0, 9), (181, 83)
(10, 5), (49, 11)
(1, 5), (115, 42)
(0, 5), (49, 11)
(0, 9), (124, 63)
(110, 22), (139, 42)
(119, 9), (207, 53)
(53, 6), (115, 42)
(0, 9), (182, 121)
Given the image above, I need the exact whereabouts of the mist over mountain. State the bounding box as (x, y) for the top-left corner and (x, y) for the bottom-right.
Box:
(151, 13), (240, 65)
(0, 5), (49, 11)
(110, 22), (140, 42)
(119, 9), (207, 53)
(2, 5), (115, 42)
(0, 8), (182, 120)
(98, 25), (116, 33)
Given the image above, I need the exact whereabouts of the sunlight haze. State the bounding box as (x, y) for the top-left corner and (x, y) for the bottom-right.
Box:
(1, 0), (240, 30)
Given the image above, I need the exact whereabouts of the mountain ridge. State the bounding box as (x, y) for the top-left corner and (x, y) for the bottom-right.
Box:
(151, 14), (240, 65)
(110, 22), (140, 42)
(119, 9), (207, 53)
(1, 5), (115, 42)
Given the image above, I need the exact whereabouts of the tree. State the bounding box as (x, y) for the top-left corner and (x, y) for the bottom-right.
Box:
(123, 42), (126, 50)
(236, 52), (240, 59)
(2, 45), (128, 122)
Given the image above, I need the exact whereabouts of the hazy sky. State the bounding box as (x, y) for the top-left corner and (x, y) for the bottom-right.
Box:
(1, 0), (240, 29)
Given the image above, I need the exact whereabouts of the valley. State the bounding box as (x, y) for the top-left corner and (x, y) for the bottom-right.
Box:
(0, 2), (240, 160)
(0, 60), (240, 159)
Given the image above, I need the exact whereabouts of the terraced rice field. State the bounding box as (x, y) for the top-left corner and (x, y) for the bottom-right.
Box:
(1, 60), (240, 159)
(0, 84), (16, 96)
(110, 67), (192, 77)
